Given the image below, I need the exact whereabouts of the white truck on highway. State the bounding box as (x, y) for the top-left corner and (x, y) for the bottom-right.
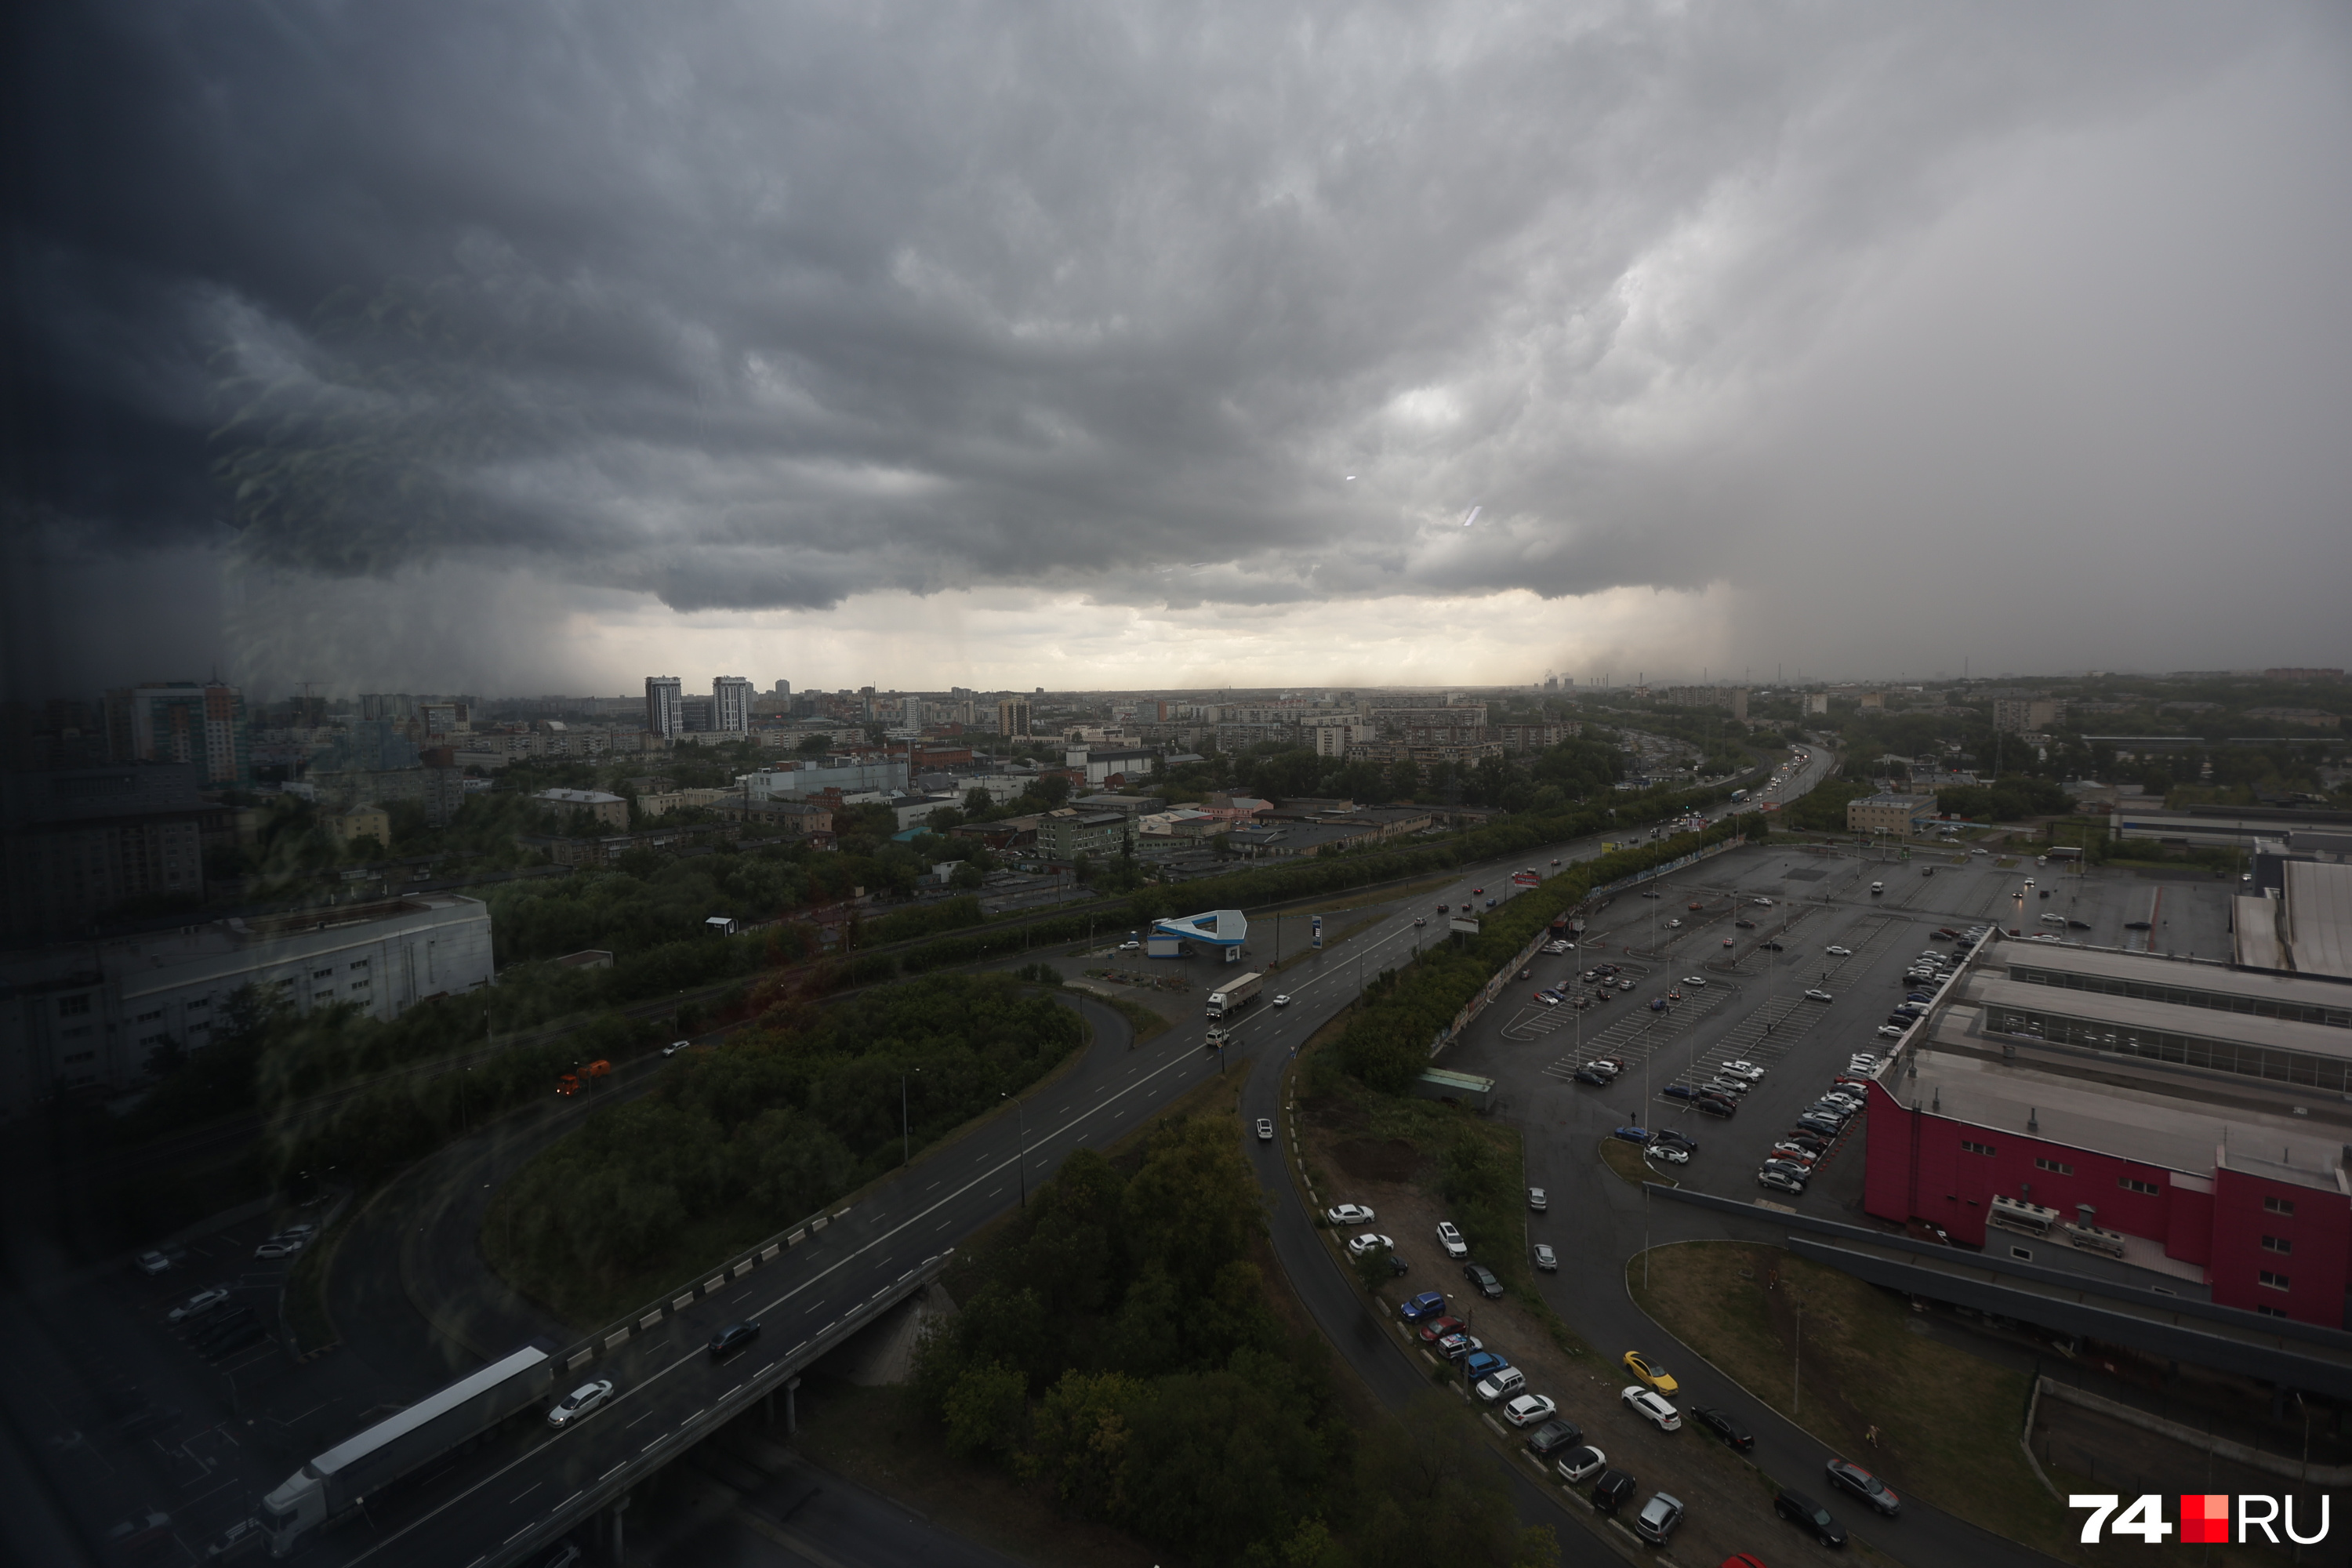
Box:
(1205, 971), (1264, 1022)
(260, 1341), (556, 1556)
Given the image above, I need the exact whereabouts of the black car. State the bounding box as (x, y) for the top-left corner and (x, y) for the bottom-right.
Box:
(1692, 1095), (1737, 1119)
(1690, 1406), (1752, 1450)
(1463, 1263), (1503, 1299)
(1654, 1130), (1698, 1152)
(1388, 1252), (1410, 1276)
(1776, 1488), (1848, 1547)
(1592, 1469), (1639, 1514)
(2068, 919), (2092, 930)
(710, 1320), (762, 1357)
(1525, 1417), (1585, 1457)
(1781, 1130), (1830, 1152)
(188, 1316), (255, 1354)
(1760, 941), (1785, 951)
(1573, 1068), (1610, 1087)
(204, 1323), (269, 1359)
(1826, 1457), (1902, 1515)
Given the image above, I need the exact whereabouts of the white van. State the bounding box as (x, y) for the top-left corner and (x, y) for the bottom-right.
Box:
(2039, 913), (2067, 927)
(1870, 881), (1884, 895)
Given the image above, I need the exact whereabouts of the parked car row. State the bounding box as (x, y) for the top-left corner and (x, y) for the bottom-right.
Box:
(165, 1284), (272, 1363)
(1759, 1070), (1870, 1193)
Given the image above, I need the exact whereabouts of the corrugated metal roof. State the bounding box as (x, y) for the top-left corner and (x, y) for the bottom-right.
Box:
(2283, 861), (2352, 982)
(1966, 975), (2352, 1062)
(1996, 937), (2348, 1012)
(2231, 895), (2286, 973)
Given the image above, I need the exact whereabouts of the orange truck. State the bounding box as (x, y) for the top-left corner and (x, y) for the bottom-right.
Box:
(557, 1060), (612, 1097)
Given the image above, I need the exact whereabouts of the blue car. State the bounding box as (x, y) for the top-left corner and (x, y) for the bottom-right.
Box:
(1905, 993), (1933, 1004)
(1612, 1126), (1653, 1145)
(1399, 1290), (1448, 1323)
(1649, 997), (1668, 1012)
(1463, 1351), (1512, 1381)
(1662, 1084), (1700, 1101)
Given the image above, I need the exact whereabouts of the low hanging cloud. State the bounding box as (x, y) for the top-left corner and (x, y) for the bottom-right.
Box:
(9, 1), (2351, 688)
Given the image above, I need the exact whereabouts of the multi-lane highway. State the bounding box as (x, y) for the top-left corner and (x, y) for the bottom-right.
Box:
(310, 759), (1788, 1566)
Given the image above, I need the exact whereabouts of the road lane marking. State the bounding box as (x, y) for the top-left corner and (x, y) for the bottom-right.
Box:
(509, 1483), (539, 1504)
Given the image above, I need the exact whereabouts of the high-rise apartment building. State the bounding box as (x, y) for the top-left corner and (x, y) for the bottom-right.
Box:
(772, 679), (791, 696)
(102, 681), (249, 786)
(644, 676), (684, 739)
(712, 676), (753, 733)
(997, 696), (1032, 738)
(902, 695), (923, 731)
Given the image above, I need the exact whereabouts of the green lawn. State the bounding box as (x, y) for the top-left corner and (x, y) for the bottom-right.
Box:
(1630, 1240), (2085, 1562)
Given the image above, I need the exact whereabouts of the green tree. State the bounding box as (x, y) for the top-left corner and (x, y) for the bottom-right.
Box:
(1022, 1370), (1141, 1516)
(942, 1359), (1027, 1460)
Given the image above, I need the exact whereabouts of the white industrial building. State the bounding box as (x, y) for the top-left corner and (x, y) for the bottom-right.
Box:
(0, 893), (493, 1122)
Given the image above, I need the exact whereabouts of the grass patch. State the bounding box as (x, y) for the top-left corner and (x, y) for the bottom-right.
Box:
(1094, 991), (1173, 1045)
(1599, 1138), (1674, 1188)
(1629, 1240), (2082, 1561)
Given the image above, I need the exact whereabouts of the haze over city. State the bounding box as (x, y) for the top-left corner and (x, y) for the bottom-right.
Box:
(9, 2), (2351, 699)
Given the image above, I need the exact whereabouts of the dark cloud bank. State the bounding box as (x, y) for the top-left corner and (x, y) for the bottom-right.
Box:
(6, 1), (2350, 688)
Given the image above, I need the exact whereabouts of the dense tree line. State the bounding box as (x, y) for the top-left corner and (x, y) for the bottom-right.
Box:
(495, 975), (1083, 1301)
(915, 1120), (1556, 1568)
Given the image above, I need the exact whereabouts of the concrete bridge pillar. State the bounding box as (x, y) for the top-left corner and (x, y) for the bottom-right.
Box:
(607, 1491), (630, 1564)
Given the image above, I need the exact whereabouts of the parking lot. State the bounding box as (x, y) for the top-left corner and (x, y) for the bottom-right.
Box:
(1449, 838), (2242, 1220)
(1, 1196), (399, 1563)
(1412, 838), (2245, 1563)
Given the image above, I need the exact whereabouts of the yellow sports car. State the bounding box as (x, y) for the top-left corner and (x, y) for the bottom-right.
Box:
(1622, 1352), (1679, 1396)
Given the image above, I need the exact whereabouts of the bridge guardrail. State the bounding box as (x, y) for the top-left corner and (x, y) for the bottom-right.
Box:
(488, 1247), (956, 1568)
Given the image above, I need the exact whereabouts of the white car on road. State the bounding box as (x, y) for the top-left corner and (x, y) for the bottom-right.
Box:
(1680, 975), (1707, 987)
(1272, 994), (1291, 1007)
(546, 1379), (615, 1428)
(1825, 946), (1852, 956)
(1256, 1118), (1274, 1142)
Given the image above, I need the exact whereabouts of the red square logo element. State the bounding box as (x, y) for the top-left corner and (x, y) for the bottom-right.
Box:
(2181, 1494), (2230, 1544)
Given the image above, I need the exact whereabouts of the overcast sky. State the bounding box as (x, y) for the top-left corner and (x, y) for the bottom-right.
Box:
(6, 1), (2350, 700)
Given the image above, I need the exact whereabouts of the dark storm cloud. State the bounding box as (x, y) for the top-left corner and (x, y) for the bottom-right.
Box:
(9, 0), (2347, 644)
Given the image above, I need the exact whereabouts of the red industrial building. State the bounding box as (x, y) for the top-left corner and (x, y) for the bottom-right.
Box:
(1866, 927), (2352, 1328)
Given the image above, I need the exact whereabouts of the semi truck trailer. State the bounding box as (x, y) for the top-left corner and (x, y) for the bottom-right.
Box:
(1204, 971), (1264, 1021)
(260, 1340), (557, 1555)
